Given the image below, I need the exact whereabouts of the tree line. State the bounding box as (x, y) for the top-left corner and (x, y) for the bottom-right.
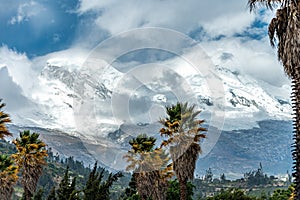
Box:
(0, 99), (297, 199)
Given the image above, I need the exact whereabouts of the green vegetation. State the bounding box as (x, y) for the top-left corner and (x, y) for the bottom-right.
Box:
(0, 100), (296, 200)
(0, 113), (126, 200)
(123, 103), (294, 200)
(205, 189), (257, 200)
(83, 162), (123, 200)
(0, 128), (295, 200)
(166, 179), (194, 200)
(56, 166), (78, 200)
(193, 163), (292, 199)
(1, 137), (125, 199)
(269, 185), (294, 200)
(198, 186), (294, 200)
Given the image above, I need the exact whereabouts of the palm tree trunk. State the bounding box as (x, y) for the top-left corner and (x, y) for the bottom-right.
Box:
(0, 182), (13, 200)
(292, 67), (300, 199)
(179, 178), (187, 200)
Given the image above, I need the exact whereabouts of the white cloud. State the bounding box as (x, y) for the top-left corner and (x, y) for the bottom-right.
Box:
(201, 36), (289, 86)
(75, 0), (286, 88)
(0, 46), (37, 95)
(34, 48), (89, 70)
(9, 1), (44, 25)
(202, 11), (255, 37)
(3, 0), (284, 91)
(77, 0), (256, 36)
(0, 46), (89, 93)
(7, 0), (56, 38)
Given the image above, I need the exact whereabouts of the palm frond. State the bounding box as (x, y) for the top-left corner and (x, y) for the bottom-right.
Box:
(248, 0), (284, 11)
(0, 100), (11, 139)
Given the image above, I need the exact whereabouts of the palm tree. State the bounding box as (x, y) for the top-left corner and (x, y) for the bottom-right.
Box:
(0, 99), (11, 140)
(248, 0), (300, 197)
(124, 134), (172, 200)
(12, 130), (48, 200)
(160, 102), (206, 200)
(0, 154), (18, 200)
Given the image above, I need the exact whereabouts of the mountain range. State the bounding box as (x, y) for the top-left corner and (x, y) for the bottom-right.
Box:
(0, 52), (293, 177)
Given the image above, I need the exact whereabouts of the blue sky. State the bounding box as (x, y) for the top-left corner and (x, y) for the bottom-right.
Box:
(0, 0), (81, 57)
(0, 0), (269, 57)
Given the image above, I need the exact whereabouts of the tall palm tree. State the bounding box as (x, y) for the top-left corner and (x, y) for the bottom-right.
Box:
(0, 99), (16, 200)
(248, 0), (300, 197)
(124, 134), (172, 200)
(0, 154), (18, 200)
(12, 130), (48, 200)
(160, 102), (206, 200)
(0, 99), (11, 140)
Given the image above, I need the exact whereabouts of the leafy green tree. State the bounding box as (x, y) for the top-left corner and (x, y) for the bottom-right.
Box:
(160, 102), (206, 200)
(206, 189), (257, 200)
(83, 162), (123, 200)
(83, 162), (102, 200)
(0, 154), (18, 200)
(38, 169), (55, 196)
(12, 130), (48, 200)
(47, 187), (57, 200)
(33, 188), (44, 200)
(248, 0), (300, 197)
(121, 174), (140, 200)
(166, 179), (194, 200)
(57, 166), (78, 200)
(98, 171), (123, 200)
(269, 184), (294, 200)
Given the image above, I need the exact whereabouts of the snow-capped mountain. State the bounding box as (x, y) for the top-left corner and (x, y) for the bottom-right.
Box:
(0, 52), (292, 172)
(27, 57), (291, 133)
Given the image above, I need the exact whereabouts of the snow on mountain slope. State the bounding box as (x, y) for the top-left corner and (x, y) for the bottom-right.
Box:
(20, 55), (291, 135)
(187, 66), (291, 130)
(0, 51), (292, 171)
(0, 43), (289, 139)
(26, 59), (123, 139)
